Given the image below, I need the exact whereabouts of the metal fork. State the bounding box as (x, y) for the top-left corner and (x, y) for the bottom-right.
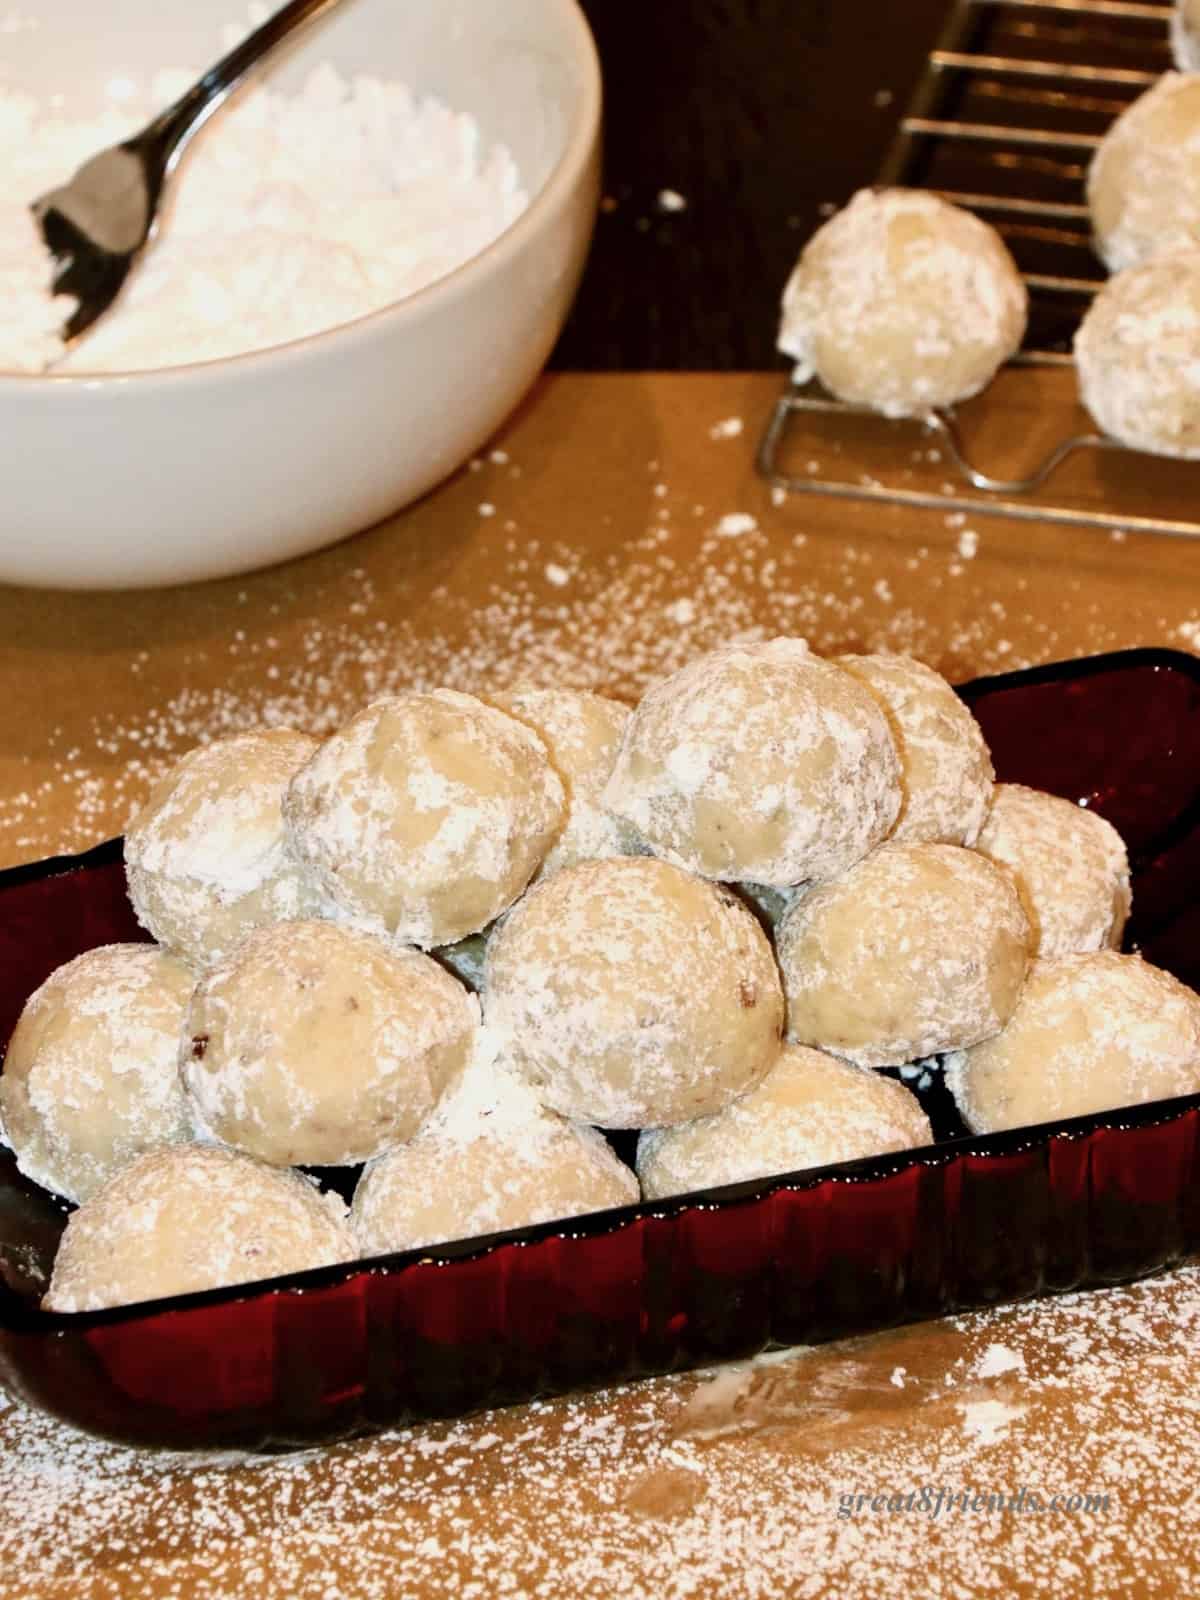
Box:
(31, 0), (347, 346)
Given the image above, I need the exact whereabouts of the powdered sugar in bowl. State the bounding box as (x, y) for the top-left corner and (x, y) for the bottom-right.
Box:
(0, 0), (600, 587)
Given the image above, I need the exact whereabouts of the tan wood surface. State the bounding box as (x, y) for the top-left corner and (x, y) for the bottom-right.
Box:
(2, 370), (1199, 1597)
(3, 369), (1199, 867)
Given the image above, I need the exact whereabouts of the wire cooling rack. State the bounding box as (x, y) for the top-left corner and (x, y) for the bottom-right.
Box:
(756, 0), (1199, 537)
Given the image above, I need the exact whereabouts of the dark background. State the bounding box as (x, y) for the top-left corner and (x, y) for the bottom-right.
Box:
(551, 0), (953, 370)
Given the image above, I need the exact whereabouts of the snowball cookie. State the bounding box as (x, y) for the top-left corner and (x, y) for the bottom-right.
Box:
(1088, 75), (1200, 272)
(284, 690), (565, 948)
(946, 951), (1200, 1135)
(778, 843), (1031, 1068)
(0, 945), (193, 1203)
(182, 920), (476, 1166)
(603, 638), (902, 886)
(1173, 0), (1200, 72)
(637, 1044), (932, 1200)
(487, 688), (639, 877)
(974, 784), (1131, 961)
(836, 653), (994, 846)
(484, 856), (785, 1128)
(124, 729), (321, 970)
(43, 1144), (356, 1313)
(777, 188), (1027, 417)
(352, 1047), (638, 1255)
(1075, 250), (1200, 458)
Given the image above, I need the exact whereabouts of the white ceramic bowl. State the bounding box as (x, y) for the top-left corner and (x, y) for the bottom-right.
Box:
(0, 0), (601, 589)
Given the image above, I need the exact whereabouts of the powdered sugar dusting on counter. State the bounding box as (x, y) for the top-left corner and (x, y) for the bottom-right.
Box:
(0, 356), (1198, 1589)
(0, 53), (526, 373)
(0, 369), (1194, 865)
(3, 1262), (1200, 1595)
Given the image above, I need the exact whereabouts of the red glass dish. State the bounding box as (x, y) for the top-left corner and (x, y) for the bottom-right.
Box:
(2, 647), (1200, 1452)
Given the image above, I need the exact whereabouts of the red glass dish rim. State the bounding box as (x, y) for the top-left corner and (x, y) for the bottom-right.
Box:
(4, 1086), (1200, 1336)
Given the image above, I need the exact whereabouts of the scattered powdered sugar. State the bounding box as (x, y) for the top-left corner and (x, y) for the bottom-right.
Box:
(974, 1343), (1026, 1381)
(0, 390), (1177, 869)
(5, 1262), (1200, 1594)
(0, 50), (526, 373)
(713, 512), (759, 538)
(708, 417), (744, 440)
(960, 1398), (1025, 1445)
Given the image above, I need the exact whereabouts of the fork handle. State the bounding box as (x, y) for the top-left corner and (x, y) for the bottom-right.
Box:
(140, 0), (348, 172)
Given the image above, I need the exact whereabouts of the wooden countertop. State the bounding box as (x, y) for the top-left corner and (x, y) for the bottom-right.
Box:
(2, 370), (1199, 1597)
(2, 369), (1197, 867)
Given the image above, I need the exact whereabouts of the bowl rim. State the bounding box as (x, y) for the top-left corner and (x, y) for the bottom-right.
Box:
(0, 0), (602, 394)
